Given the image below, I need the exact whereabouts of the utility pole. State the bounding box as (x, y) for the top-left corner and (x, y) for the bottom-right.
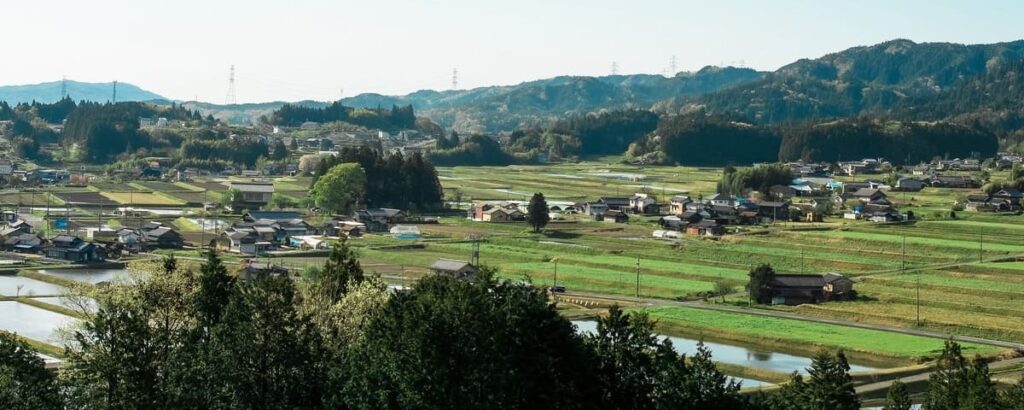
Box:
(901, 235), (906, 272)
(635, 256), (640, 298)
(916, 276), (921, 326)
(552, 258), (558, 288)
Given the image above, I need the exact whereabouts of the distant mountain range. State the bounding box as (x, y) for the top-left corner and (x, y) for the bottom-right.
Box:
(6, 38), (1024, 134)
(0, 80), (165, 104)
(689, 39), (1024, 129)
(338, 66), (765, 132)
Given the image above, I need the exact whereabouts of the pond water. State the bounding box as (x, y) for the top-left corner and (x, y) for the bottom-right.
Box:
(0, 301), (78, 344)
(0, 275), (66, 297)
(37, 268), (136, 285)
(574, 321), (876, 385)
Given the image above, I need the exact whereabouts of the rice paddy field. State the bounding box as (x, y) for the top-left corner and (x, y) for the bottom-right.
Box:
(8, 161), (1023, 369)
(332, 162), (1024, 352)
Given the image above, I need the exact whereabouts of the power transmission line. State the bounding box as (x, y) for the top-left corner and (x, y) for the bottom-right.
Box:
(112, 81), (117, 103)
(669, 55), (677, 76)
(225, 65), (237, 105)
(60, 76), (67, 99)
(451, 68), (458, 90)
(611, 61), (619, 75)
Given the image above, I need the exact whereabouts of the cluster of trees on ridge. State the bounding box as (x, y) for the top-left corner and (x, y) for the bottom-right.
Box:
(265, 101), (416, 131)
(3, 249), (1022, 409)
(1, 98), (210, 163)
(310, 146), (444, 212)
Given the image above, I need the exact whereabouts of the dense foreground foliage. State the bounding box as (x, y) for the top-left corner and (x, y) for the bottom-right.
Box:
(2, 246), (1022, 409)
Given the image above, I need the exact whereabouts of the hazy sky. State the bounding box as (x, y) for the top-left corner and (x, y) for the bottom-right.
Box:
(6, 0), (1023, 103)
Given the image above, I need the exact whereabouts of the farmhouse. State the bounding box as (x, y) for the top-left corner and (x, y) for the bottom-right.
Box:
(229, 182), (275, 208)
(768, 273), (854, 305)
(429, 258), (477, 278)
(599, 210), (629, 223)
(356, 208), (406, 231)
(597, 197), (631, 212)
(895, 177), (926, 192)
(629, 193), (659, 214)
(669, 195), (691, 214)
(930, 175), (979, 189)
(706, 193), (734, 208)
(44, 235), (106, 263)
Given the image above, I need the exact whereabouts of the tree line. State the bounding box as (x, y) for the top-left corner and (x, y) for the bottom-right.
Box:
(311, 146), (444, 211)
(266, 102), (416, 131)
(4, 247), (1021, 409)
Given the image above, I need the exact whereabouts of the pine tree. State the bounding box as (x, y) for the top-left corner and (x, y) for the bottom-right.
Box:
(883, 380), (912, 410)
(527, 192), (550, 233)
(924, 340), (970, 410)
(1002, 376), (1024, 409)
(804, 350), (859, 410)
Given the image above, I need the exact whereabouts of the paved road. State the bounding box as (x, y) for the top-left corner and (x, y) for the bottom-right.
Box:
(559, 290), (1024, 351)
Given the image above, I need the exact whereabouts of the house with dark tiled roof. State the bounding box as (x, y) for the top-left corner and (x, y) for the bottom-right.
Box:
(44, 235), (106, 263)
(429, 258), (477, 278)
(767, 273), (854, 305)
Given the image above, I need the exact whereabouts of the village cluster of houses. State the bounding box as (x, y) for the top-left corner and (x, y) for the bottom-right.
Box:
(0, 212), (107, 263)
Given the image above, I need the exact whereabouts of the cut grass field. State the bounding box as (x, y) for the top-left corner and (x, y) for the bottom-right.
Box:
(643, 306), (1000, 362)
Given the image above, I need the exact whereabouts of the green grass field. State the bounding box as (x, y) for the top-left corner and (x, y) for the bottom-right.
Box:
(644, 306), (999, 361)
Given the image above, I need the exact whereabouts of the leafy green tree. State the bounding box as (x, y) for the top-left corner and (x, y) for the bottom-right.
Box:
(310, 162), (367, 214)
(527, 192), (550, 232)
(268, 193), (297, 210)
(207, 275), (325, 409)
(712, 280), (733, 303)
(804, 350), (859, 410)
(219, 188), (240, 209)
(0, 332), (62, 410)
(343, 273), (600, 410)
(882, 380), (912, 410)
(747, 264), (776, 304)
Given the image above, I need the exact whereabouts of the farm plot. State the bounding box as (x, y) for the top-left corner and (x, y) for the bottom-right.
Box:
(0, 192), (64, 206)
(644, 306), (999, 361)
(190, 182), (229, 192)
(134, 181), (202, 192)
(100, 192), (185, 206)
(89, 182), (146, 192)
(52, 191), (108, 205)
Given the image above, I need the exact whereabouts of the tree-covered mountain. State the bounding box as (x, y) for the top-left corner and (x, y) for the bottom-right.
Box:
(0, 80), (165, 104)
(340, 66), (764, 133)
(687, 39), (1024, 126)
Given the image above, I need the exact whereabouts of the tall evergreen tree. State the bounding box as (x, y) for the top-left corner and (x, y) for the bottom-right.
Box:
(527, 192), (550, 232)
(803, 350), (859, 410)
(882, 380), (912, 410)
(747, 264), (776, 304)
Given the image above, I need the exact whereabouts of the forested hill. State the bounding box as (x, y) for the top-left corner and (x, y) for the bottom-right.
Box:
(688, 39), (1024, 127)
(0, 80), (165, 104)
(339, 66), (764, 133)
